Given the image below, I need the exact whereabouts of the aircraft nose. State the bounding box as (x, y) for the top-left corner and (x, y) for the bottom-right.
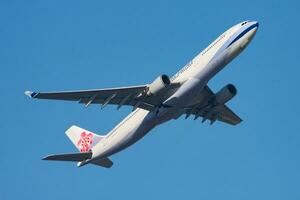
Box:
(252, 21), (259, 32)
(248, 21), (259, 37)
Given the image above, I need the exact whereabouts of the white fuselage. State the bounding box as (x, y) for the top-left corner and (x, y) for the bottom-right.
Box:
(90, 21), (259, 162)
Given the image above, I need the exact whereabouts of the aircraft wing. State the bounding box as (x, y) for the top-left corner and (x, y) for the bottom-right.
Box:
(25, 84), (179, 111)
(185, 86), (242, 125)
(217, 105), (242, 125)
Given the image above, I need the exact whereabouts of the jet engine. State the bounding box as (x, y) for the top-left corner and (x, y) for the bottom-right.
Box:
(147, 74), (171, 96)
(214, 84), (237, 104)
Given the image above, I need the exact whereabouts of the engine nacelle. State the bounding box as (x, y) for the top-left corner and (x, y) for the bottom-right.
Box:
(147, 74), (171, 96)
(215, 84), (237, 104)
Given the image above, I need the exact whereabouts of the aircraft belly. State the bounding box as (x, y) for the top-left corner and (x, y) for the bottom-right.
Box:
(92, 109), (160, 159)
(91, 46), (240, 161)
(164, 77), (207, 109)
(195, 51), (228, 81)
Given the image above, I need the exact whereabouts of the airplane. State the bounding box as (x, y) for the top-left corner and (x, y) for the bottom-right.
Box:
(25, 20), (259, 168)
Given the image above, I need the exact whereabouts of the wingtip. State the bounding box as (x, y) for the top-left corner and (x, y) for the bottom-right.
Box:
(24, 90), (37, 98)
(42, 154), (57, 160)
(42, 155), (49, 160)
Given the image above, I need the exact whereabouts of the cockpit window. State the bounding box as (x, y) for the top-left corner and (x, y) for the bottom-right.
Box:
(241, 21), (247, 26)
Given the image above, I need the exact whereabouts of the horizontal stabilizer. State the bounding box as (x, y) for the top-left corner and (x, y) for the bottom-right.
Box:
(91, 157), (113, 168)
(42, 152), (92, 162)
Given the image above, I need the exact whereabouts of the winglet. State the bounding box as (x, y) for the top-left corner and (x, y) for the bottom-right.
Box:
(24, 91), (37, 98)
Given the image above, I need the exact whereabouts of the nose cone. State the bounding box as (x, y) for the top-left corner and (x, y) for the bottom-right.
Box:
(248, 21), (259, 39)
(251, 21), (259, 33)
(251, 20), (259, 26)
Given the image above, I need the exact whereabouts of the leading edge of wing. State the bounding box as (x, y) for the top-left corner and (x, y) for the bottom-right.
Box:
(24, 85), (148, 99)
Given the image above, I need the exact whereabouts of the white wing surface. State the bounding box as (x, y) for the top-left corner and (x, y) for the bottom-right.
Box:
(25, 83), (180, 111)
(185, 85), (242, 125)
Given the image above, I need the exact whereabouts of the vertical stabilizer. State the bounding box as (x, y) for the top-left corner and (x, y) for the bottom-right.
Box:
(65, 125), (104, 152)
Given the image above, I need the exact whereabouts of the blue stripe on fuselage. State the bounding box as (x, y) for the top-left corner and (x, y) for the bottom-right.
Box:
(226, 23), (259, 48)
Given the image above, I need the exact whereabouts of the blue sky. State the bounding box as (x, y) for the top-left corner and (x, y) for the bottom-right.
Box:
(1, 0), (300, 199)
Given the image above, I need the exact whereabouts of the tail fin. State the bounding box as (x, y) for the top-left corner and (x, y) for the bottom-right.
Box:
(65, 125), (104, 152)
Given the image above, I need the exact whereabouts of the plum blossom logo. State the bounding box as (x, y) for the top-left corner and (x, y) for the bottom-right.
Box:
(77, 131), (93, 152)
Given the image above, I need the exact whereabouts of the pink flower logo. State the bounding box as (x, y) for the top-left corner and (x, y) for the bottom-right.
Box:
(77, 131), (93, 152)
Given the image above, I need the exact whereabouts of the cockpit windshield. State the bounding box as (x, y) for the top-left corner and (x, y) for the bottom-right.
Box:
(241, 21), (248, 26)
